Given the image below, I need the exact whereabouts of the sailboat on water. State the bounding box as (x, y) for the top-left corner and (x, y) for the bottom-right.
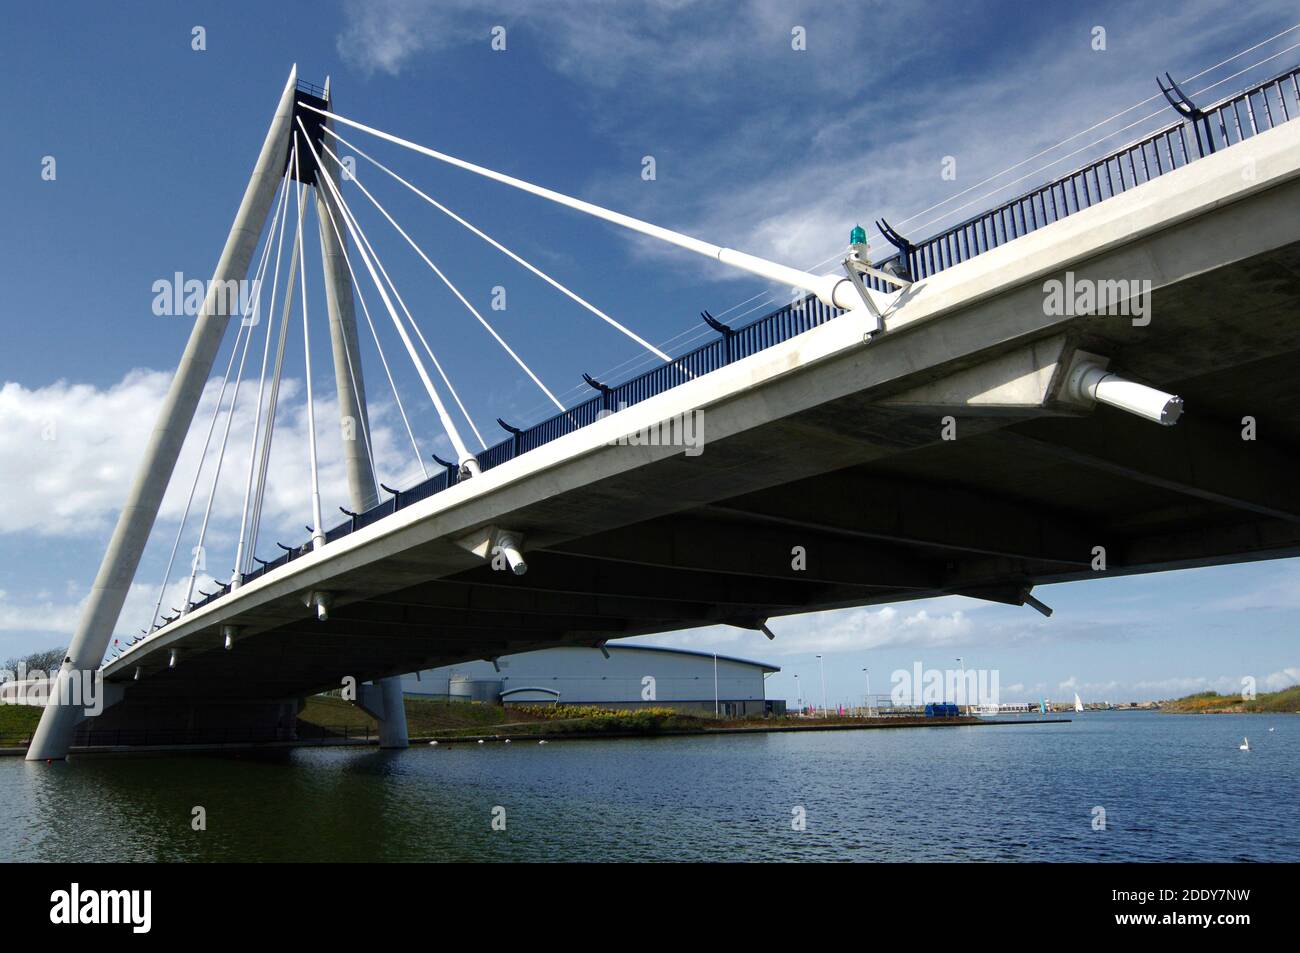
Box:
(1074, 692), (1085, 713)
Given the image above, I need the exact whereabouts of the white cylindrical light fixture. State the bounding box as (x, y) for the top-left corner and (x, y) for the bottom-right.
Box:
(311, 591), (332, 622)
(495, 532), (528, 575)
(1066, 361), (1183, 426)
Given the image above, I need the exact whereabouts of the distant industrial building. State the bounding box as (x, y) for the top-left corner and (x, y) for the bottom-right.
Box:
(402, 645), (783, 716)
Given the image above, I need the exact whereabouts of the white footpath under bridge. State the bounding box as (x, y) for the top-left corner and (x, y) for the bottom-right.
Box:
(25, 62), (1300, 757)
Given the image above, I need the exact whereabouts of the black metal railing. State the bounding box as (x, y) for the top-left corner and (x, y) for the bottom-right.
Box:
(154, 63), (1300, 629)
(891, 64), (1300, 280)
(295, 79), (328, 101)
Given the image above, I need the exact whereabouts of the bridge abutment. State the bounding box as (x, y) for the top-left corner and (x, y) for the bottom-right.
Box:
(71, 698), (302, 748)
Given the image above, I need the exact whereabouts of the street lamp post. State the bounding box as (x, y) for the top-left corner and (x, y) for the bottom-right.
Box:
(817, 654), (827, 718)
(794, 673), (802, 715)
(713, 652), (719, 717)
(863, 667), (872, 718)
(956, 656), (967, 713)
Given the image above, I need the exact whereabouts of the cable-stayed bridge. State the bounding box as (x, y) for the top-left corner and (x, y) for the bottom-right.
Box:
(24, 60), (1300, 759)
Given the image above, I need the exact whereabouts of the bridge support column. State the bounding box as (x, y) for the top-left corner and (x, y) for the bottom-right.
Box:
(314, 78), (408, 749)
(371, 679), (409, 748)
(27, 67), (300, 762)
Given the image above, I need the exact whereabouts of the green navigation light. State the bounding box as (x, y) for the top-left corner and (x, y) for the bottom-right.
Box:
(849, 225), (867, 245)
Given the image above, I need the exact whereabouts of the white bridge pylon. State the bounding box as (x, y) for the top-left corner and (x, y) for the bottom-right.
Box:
(28, 66), (891, 762)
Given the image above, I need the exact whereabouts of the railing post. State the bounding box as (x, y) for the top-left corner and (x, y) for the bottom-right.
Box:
(874, 218), (914, 283)
(699, 310), (736, 363)
(497, 418), (524, 459)
(1158, 71), (1215, 157)
(582, 373), (614, 412)
(431, 453), (459, 485)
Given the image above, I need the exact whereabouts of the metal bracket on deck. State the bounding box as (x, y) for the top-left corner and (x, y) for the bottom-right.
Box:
(583, 372), (615, 411)
(455, 524), (528, 575)
(874, 217), (915, 283)
(431, 453), (459, 483)
(302, 590), (333, 622)
(840, 223), (913, 338)
(1157, 72), (1215, 157)
(701, 310), (737, 362)
(498, 417), (524, 455)
(841, 250), (886, 336)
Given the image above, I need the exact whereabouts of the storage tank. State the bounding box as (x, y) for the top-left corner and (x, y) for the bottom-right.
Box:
(449, 674), (503, 705)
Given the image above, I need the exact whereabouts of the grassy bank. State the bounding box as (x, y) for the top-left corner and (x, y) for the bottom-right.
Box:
(0, 705), (41, 744)
(299, 699), (987, 740)
(298, 698), (717, 739)
(297, 695), (550, 736)
(1161, 686), (1300, 714)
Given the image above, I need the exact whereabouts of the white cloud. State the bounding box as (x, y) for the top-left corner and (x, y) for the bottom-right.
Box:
(0, 370), (428, 541)
(337, 0), (894, 89)
(335, 0), (1289, 281)
(629, 600), (982, 657)
(0, 588), (83, 638)
(0, 576), (214, 642)
(1131, 674), (1239, 695)
(1207, 564), (1300, 611)
(1262, 667), (1300, 692)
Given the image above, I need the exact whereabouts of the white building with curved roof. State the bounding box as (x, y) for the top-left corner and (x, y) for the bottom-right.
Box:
(401, 644), (782, 717)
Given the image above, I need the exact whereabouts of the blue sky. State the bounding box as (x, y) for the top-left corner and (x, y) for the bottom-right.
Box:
(0, 0), (1297, 705)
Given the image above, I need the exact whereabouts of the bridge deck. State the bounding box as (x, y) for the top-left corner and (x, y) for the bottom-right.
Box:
(100, 67), (1300, 714)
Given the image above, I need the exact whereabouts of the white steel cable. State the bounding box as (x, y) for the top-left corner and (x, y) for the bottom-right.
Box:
(147, 320), (248, 630)
(318, 191), (430, 479)
(318, 139), (565, 414)
(294, 147), (328, 551)
(247, 186), (305, 571)
(323, 146), (489, 450)
(326, 129), (672, 363)
(180, 184), (282, 611)
(316, 163), (382, 494)
(296, 117), (479, 470)
(300, 102), (834, 298)
(232, 167), (292, 586)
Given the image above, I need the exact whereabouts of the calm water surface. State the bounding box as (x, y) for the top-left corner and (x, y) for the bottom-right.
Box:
(2, 712), (1296, 861)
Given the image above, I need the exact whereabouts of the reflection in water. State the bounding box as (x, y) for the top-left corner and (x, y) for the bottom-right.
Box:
(2, 713), (1297, 861)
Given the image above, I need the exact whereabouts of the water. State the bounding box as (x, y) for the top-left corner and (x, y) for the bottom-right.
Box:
(2, 712), (1296, 861)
